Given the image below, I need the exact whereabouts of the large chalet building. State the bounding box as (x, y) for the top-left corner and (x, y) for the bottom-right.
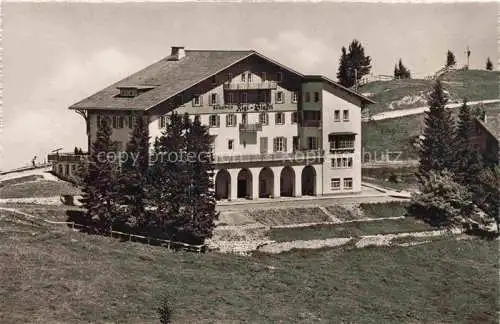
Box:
(50, 46), (374, 201)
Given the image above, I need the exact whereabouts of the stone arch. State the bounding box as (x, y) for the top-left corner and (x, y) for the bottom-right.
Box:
(237, 169), (252, 199)
(215, 169), (230, 200)
(258, 167), (274, 198)
(280, 166), (295, 197)
(301, 165), (316, 196)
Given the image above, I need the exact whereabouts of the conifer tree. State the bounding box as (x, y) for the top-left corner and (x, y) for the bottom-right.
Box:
(179, 114), (219, 244)
(486, 57), (493, 71)
(393, 64), (400, 79)
(418, 80), (455, 178)
(79, 118), (120, 234)
(336, 47), (351, 87)
(446, 50), (456, 68)
(117, 114), (150, 232)
(397, 59), (411, 79)
(149, 112), (186, 239)
(452, 99), (484, 190)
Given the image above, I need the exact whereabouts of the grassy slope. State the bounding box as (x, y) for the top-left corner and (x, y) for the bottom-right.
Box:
(362, 102), (500, 160)
(268, 218), (432, 242)
(361, 69), (500, 114)
(0, 180), (81, 198)
(0, 220), (497, 323)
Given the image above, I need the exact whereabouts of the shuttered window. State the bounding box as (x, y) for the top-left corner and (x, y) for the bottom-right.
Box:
(273, 137), (287, 152)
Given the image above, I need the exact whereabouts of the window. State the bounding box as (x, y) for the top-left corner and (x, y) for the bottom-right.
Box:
(343, 110), (350, 121)
(275, 91), (284, 104)
(329, 135), (355, 151)
(307, 137), (319, 150)
(211, 75), (216, 84)
(158, 115), (168, 129)
(210, 93), (218, 105)
(247, 72), (252, 82)
(259, 112), (269, 125)
(314, 92), (320, 103)
(331, 157), (353, 168)
(112, 116), (124, 129)
(226, 92), (234, 104)
(343, 178), (353, 190)
(209, 115), (220, 128)
(241, 73), (246, 82)
(261, 72), (267, 81)
(277, 72), (283, 82)
(273, 137), (287, 152)
(334, 110), (340, 122)
(291, 112), (298, 124)
(292, 91), (298, 103)
(240, 93), (248, 104)
(71, 164), (76, 172)
(261, 91), (268, 103)
(228, 139), (234, 150)
(241, 113), (248, 125)
(193, 95), (203, 106)
(275, 112), (285, 125)
(331, 178), (341, 190)
(305, 92), (311, 102)
(226, 114), (237, 127)
(293, 136), (299, 151)
(128, 115), (134, 128)
(228, 73), (233, 82)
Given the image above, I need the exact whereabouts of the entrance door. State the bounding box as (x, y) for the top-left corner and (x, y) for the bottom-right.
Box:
(237, 179), (247, 198)
(260, 137), (268, 154)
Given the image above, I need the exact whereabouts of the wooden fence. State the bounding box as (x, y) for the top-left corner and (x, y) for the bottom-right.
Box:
(1, 207), (207, 253)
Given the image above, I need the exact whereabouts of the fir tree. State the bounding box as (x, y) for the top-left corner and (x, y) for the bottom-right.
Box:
(179, 114), (219, 244)
(418, 80), (455, 178)
(393, 64), (400, 79)
(486, 57), (493, 71)
(397, 59), (411, 79)
(336, 40), (371, 88)
(446, 50), (456, 68)
(149, 112), (187, 239)
(79, 117), (120, 234)
(477, 166), (500, 233)
(452, 99), (485, 189)
(117, 114), (150, 232)
(336, 47), (351, 87)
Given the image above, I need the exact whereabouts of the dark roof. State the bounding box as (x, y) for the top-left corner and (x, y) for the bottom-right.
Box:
(69, 49), (374, 111)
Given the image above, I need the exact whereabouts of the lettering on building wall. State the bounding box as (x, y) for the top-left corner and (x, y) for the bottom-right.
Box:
(212, 103), (274, 112)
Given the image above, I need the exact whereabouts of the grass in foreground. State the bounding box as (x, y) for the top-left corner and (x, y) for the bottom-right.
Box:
(268, 217), (433, 242)
(0, 222), (497, 323)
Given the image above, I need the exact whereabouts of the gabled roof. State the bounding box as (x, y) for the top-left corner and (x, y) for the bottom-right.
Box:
(69, 49), (374, 111)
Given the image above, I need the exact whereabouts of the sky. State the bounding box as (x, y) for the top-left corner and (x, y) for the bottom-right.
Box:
(2, 2), (498, 170)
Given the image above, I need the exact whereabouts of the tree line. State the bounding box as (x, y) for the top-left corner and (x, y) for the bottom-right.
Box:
(77, 112), (218, 245)
(409, 80), (499, 233)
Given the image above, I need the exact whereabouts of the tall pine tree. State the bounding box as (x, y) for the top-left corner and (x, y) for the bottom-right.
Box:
(179, 114), (219, 244)
(117, 114), (150, 233)
(418, 80), (455, 179)
(452, 99), (485, 189)
(79, 117), (120, 234)
(397, 59), (411, 79)
(336, 40), (371, 88)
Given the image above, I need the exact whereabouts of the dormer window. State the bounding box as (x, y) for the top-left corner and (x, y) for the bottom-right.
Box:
(117, 85), (155, 98)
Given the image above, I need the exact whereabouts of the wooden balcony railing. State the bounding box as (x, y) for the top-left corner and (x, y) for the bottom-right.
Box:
(47, 153), (88, 163)
(213, 150), (324, 164)
(223, 81), (278, 91)
(239, 123), (263, 132)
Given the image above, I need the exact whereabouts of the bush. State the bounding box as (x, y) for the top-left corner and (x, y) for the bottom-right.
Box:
(408, 170), (474, 228)
(158, 297), (173, 324)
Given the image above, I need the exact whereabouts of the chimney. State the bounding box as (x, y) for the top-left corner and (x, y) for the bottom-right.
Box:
(169, 46), (185, 61)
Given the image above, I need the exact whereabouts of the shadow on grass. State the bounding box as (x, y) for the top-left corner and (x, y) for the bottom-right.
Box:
(64, 209), (207, 252)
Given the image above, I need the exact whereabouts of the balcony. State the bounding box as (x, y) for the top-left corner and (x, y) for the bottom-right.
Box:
(47, 152), (88, 163)
(223, 81), (278, 91)
(239, 123), (263, 132)
(214, 150), (324, 164)
(301, 120), (321, 127)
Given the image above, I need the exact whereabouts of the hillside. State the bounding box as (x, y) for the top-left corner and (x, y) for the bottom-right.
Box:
(362, 102), (500, 160)
(360, 69), (499, 114)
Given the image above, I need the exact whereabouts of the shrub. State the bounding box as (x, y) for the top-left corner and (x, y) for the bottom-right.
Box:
(408, 170), (474, 228)
(158, 297), (173, 324)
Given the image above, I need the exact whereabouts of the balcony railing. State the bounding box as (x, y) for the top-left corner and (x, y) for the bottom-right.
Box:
(47, 153), (88, 163)
(239, 123), (263, 132)
(214, 150), (324, 164)
(301, 120), (322, 127)
(223, 81), (278, 91)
